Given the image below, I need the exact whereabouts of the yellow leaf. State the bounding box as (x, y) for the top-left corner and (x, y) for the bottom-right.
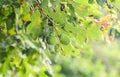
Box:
(22, 14), (30, 22)
(117, 28), (120, 33)
(8, 28), (16, 35)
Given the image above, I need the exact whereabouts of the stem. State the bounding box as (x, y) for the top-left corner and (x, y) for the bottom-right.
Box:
(14, 7), (19, 34)
(36, 0), (62, 35)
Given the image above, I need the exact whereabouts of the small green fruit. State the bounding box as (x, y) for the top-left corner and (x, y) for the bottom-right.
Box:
(47, 35), (57, 45)
(60, 34), (70, 45)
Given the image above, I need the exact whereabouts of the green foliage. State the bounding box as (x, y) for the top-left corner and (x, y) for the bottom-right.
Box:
(85, 23), (102, 40)
(96, 0), (106, 5)
(88, 0), (94, 4)
(0, 0), (120, 77)
(27, 10), (42, 39)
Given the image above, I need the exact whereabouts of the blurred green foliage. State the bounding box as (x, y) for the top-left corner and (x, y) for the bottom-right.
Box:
(0, 0), (120, 77)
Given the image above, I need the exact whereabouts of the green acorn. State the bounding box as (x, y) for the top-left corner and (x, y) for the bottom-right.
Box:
(60, 34), (70, 45)
(47, 35), (57, 45)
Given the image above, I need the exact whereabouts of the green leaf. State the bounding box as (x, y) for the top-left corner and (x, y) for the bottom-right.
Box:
(40, 0), (48, 8)
(62, 45), (73, 56)
(88, 0), (94, 4)
(110, 0), (115, 2)
(96, 0), (106, 5)
(86, 24), (102, 40)
(67, 4), (76, 17)
(22, 5), (30, 15)
(27, 10), (42, 39)
(0, 58), (10, 75)
(0, 0), (10, 5)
